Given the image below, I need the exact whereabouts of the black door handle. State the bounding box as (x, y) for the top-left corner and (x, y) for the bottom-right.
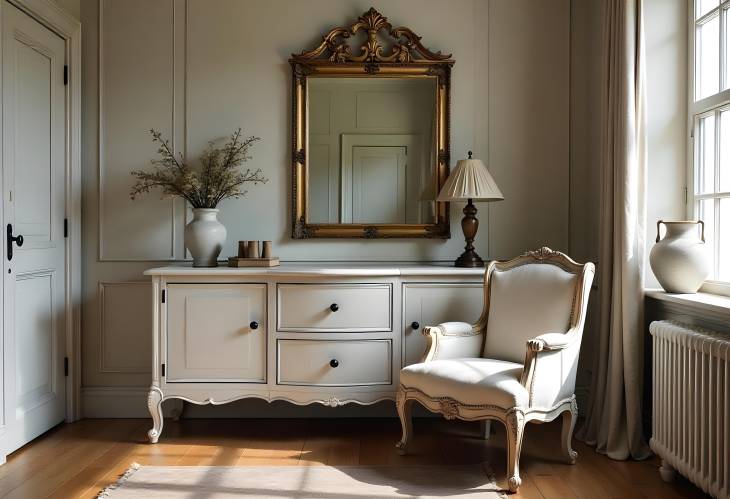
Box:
(6, 224), (23, 261)
(411, 321), (420, 330)
(330, 303), (339, 312)
(250, 321), (259, 330)
(329, 359), (339, 368)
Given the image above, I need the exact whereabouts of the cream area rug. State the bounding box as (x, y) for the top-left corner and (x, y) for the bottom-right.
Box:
(98, 463), (506, 498)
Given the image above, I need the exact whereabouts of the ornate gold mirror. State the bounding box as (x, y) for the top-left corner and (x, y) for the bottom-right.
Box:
(290, 8), (453, 238)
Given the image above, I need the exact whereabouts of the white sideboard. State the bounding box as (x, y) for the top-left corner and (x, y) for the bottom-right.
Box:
(143, 264), (486, 443)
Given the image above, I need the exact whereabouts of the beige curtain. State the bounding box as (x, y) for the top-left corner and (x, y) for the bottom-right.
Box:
(576, 0), (652, 461)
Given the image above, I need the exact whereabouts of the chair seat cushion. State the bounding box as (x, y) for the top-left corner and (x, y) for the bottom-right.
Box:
(400, 358), (527, 409)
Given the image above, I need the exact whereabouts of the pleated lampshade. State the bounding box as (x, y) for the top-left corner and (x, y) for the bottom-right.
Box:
(437, 157), (504, 201)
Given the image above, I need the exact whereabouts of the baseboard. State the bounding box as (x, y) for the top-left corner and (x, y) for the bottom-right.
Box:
(83, 387), (162, 418)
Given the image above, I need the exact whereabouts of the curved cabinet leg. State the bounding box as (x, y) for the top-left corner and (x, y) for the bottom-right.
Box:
(659, 459), (676, 482)
(395, 390), (414, 455)
(561, 399), (578, 464)
(505, 411), (525, 493)
(147, 387), (163, 444)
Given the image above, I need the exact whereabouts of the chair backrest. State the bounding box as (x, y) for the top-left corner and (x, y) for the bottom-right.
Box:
(480, 247), (592, 363)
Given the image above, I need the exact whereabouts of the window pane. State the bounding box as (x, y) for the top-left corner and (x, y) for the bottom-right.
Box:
(696, 14), (720, 100)
(719, 198), (730, 281)
(721, 110), (730, 191)
(697, 114), (716, 194)
(697, 0), (719, 19)
(699, 199), (717, 279)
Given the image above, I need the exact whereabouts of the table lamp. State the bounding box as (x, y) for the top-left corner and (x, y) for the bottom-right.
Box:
(437, 151), (504, 267)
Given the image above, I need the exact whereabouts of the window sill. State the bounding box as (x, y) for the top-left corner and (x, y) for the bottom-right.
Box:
(645, 288), (730, 317)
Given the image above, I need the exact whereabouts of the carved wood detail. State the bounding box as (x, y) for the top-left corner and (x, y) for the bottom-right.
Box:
(292, 7), (452, 64)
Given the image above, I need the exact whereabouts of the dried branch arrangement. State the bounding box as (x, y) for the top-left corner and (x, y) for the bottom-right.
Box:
(130, 128), (268, 209)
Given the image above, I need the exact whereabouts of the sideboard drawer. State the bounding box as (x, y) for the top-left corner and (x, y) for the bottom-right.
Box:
(277, 339), (392, 386)
(277, 284), (392, 332)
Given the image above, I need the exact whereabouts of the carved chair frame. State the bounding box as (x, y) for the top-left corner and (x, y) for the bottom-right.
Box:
(395, 247), (595, 492)
(289, 8), (454, 238)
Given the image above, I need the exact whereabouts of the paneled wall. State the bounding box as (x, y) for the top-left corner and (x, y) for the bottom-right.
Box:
(81, 0), (577, 416)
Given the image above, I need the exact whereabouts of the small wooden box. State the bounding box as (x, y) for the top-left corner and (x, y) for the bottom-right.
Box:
(227, 257), (280, 267)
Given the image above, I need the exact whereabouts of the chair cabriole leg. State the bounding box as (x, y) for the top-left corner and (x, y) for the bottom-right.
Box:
(396, 389), (414, 455)
(561, 399), (578, 464)
(505, 411), (525, 493)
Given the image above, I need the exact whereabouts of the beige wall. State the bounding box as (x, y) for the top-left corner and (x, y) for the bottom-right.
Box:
(80, 0), (580, 416)
(53, 0), (80, 20)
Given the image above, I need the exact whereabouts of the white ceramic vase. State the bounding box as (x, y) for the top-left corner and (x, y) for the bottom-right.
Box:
(649, 220), (709, 294)
(185, 208), (227, 267)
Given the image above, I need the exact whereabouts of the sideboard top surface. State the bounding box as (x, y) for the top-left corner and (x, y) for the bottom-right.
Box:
(143, 263), (488, 277)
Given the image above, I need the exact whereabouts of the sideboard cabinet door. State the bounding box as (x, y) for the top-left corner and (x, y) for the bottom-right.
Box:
(166, 284), (266, 382)
(402, 283), (484, 366)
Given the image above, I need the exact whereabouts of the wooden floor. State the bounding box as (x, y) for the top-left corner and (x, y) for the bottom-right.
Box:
(0, 417), (710, 499)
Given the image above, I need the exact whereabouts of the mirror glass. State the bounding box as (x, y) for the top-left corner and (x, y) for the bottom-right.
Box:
(307, 77), (438, 225)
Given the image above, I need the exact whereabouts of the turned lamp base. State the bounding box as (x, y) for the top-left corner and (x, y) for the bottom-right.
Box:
(455, 250), (484, 268)
(454, 198), (484, 268)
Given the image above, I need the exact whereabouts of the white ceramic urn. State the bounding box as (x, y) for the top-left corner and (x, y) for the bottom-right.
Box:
(185, 208), (227, 267)
(649, 220), (709, 294)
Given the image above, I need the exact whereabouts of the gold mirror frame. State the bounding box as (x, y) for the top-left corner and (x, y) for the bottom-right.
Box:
(290, 8), (454, 239)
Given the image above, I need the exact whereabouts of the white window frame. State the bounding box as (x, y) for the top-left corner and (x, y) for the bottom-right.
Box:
(689, 0), (730, 294)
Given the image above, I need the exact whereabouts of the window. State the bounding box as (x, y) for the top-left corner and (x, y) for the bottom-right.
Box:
(691, 1), (730, 284)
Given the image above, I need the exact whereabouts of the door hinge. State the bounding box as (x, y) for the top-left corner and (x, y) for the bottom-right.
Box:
(63, 65), (68, 85)
(685, 186), (689, 205)
(161, 363), (165, 377)
(64, 218), (68, 238)
(64, 357), (69, 377)
(161, 289), (166, 303)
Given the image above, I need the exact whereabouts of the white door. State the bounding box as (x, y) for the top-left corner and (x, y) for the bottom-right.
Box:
(352, 146), (407, 223)
(1, 2), (67, 455)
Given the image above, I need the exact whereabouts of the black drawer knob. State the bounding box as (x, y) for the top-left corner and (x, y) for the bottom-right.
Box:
(330, 303), (339, 312)
(250, 321), (259, 330)
(329, 359), (339, 368)
(411, 321), (420, 330)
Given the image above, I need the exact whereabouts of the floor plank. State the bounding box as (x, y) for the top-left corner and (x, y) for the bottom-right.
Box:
(0, 417), (711, 499)
(3, 420), (142, 499)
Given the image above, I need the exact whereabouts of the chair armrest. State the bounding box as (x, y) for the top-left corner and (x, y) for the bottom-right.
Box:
(526, 331), (579, 352)
(521, 328), (582, 407)
(421, 322), (484, 362)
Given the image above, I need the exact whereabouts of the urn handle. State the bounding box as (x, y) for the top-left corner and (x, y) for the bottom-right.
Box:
(655, 220), (705, 243)
(698, 220), (705, 242)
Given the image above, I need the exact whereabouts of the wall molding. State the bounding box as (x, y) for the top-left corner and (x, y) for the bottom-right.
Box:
(82, 387), (166, 418)
(97, 0), (178, 262)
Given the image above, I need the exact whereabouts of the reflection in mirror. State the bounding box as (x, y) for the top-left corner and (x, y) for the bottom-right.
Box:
(307, 77), (437, 225)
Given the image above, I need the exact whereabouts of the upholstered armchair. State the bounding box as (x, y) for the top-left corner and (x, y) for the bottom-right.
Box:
(396, 247), (595, 493)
